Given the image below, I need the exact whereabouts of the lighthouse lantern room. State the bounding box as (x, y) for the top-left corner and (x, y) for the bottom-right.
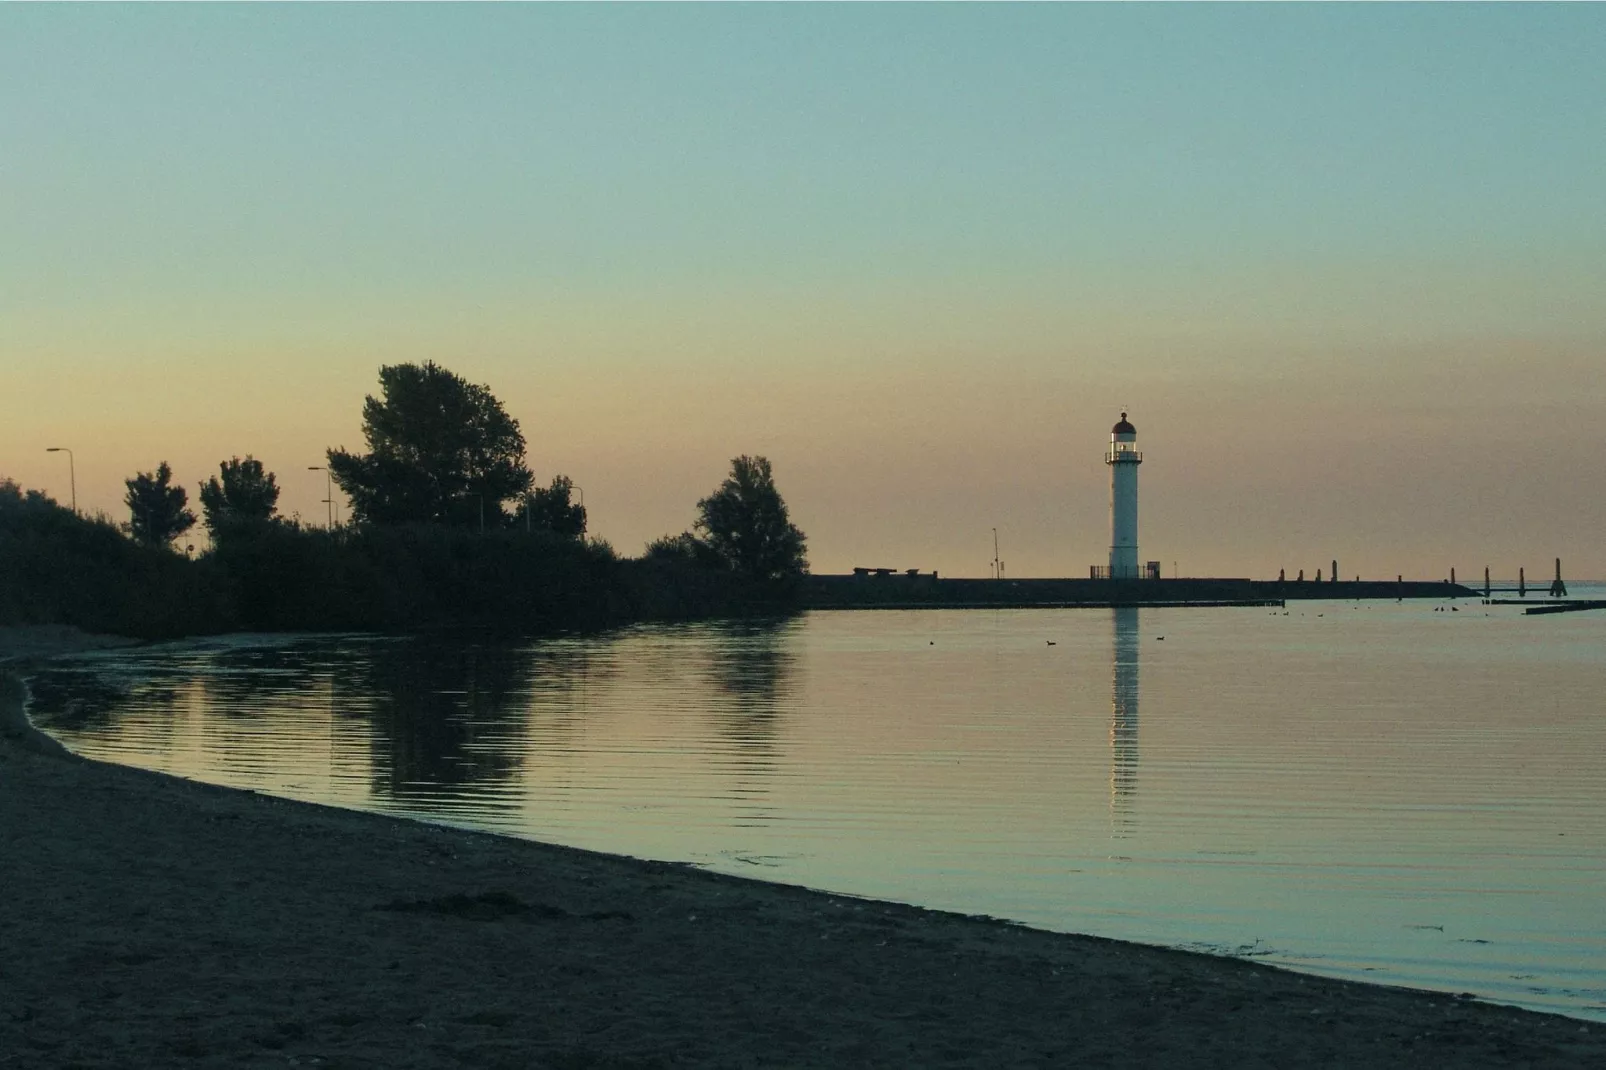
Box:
(1106, 412), (1143, 579)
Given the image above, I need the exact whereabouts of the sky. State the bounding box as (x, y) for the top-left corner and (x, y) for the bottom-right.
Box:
(4, 5), (1604, 579)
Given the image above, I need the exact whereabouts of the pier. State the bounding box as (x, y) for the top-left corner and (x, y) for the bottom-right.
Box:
(1521, 601), (1606, 616)
(1473, 559), (1569, 598)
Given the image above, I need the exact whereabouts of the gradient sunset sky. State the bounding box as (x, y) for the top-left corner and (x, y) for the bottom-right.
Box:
(5, 5), (1603, 578)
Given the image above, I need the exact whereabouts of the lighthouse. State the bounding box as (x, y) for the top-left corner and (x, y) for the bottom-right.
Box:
(1106, 412), (1142, 578)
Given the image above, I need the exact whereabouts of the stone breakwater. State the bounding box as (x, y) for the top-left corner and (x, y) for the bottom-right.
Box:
(802, 574), (1479, 609)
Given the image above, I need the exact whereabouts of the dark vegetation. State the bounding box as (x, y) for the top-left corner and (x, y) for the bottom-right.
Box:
(0, 481), (226, 639)
(691, 455), (808, 582)
(199, 456), (280, 540)
(2, 363), (807, 640)
(123, 461), (196, 548)
(327, 360), (533, 528)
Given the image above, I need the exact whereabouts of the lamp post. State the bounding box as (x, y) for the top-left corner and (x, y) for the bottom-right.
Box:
(45, 447), (76, 514)
(307, 466), (333, 528)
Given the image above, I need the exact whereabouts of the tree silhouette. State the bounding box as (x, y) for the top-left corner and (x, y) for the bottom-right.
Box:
(520, 475), (586, 538)
(326, 362), (533, 527)
(124, 462), (196, 547)
(198, 456), (280, 540)
(695, 455), (807, 581)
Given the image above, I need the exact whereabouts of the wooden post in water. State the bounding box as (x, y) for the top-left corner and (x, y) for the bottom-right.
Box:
(1451, 567), (1456, 586)
(1332, 560), (1338, 583)
(1397, 574), (1402, 602)
(1484, 567), (1491, 598)
(1550, 558), (1567, 598)
(1519, 567), (1526, 598)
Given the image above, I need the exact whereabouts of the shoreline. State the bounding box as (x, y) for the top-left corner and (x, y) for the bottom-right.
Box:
(0, 625), (140, 754)
(5, 634), (1604, 1066)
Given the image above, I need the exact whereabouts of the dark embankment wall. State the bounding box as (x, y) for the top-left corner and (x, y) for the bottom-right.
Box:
(1270, 579), (1479, 601)
(205, 525), (632, 633)
(802, 574), (1479, 609)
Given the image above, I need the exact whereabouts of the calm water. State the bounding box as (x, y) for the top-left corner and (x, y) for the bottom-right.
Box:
(25, 593), (1606, 1020)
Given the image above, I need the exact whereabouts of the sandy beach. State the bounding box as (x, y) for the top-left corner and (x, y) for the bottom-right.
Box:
(3, 629), (1602, 1068)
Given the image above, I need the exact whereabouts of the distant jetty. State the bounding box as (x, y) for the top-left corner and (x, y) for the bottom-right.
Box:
(802, 574), (1480, 610)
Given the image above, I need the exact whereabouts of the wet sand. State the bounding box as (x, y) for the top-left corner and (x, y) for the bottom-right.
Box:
(3, 629), (1601, 1067)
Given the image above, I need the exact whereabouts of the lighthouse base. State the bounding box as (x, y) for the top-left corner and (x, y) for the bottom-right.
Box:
(1108, 547), (1140, 579)
(1092, 561), (1161, 581)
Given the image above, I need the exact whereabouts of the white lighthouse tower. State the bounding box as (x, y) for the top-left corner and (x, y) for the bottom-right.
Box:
(1106, 412), (1142, 578)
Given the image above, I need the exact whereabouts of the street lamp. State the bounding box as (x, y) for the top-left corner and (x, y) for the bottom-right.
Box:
(307, 466), (333, 528)
(45, 447), (76, 514)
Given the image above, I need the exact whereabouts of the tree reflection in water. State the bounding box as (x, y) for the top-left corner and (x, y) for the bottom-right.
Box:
(358, 636), (535, 806)
(516, 636), (620, 753)
(25, 666), (145, 732)
(702, 617), (799, 822)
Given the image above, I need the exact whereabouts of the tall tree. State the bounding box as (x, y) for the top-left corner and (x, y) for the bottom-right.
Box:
(695, 455), (808, 581)
(124, 462), (197, 548)
(198, 456), (280, 539)
(520, 475), (586, 538)
(326, 362), (533, 526)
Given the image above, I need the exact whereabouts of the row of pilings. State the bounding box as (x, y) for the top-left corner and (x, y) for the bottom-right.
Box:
(1273, 558), (1568, 598)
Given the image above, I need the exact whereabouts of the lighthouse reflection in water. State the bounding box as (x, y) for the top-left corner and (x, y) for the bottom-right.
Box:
(1109, 607), (1140, 833)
